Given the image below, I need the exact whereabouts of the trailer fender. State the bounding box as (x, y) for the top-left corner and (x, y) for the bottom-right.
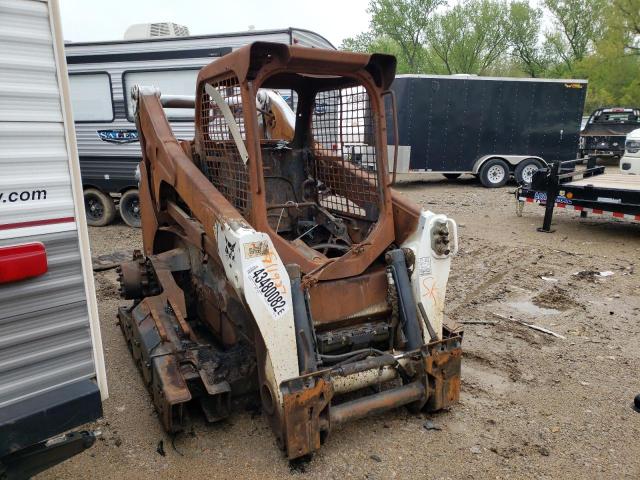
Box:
(472, 155), (546, 174)
(213, 221), (299, 410)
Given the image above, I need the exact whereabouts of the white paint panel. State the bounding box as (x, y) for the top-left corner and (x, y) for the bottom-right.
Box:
(0, 231), (95, 408)
(0, 122), (75, 228)
(0, 0), (107, 410)
(0, 0), (61, 122)
(68, 73), (113, 121)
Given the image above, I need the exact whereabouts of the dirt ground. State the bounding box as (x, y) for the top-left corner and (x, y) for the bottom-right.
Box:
(38, 174), (640, 479)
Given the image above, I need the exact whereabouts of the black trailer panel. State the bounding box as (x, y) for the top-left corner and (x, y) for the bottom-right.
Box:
(390, 75), (587, 173)
(79, 156), (139, 193)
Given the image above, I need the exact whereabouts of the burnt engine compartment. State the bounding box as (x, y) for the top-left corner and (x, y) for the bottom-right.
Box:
(261, 141), (378, 259)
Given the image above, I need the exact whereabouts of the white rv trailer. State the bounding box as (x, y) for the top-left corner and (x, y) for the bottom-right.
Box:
(64, 28), (336, 227)
(0, 0), (107, 476)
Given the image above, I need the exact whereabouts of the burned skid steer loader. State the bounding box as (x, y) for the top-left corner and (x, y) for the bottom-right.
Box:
(117, 42), (462, 459)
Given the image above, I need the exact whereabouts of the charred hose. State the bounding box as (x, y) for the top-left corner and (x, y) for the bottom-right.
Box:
(287, 264), (318, 374)
(385, 249), (423, 350)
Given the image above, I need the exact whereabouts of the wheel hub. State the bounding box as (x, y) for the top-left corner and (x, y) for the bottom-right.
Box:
(87, 198), (103, 218)
(487, 165), (506, 183)
(521, 165), (537, 183)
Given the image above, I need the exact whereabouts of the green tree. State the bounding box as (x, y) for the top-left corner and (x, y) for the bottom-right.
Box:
(543, 0), (608, 73)
(612, 0), (640, 53)
(426, 0), (512, 74)
(574, 1), (640, 110)
(508, 1), (549, 77)
(341, 0), (444, 72)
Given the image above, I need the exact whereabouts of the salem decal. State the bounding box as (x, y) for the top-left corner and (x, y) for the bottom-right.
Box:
(97, 129), (139, 144)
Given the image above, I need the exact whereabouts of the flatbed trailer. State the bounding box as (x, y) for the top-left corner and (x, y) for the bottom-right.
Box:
(516, 157), (640, 232)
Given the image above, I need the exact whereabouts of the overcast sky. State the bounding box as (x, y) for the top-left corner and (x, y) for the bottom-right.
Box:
(60, 0), (371, 47)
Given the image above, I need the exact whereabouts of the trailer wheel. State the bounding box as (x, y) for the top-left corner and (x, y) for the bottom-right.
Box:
(515, 158), (544, 185)
(120, 189), (141, 228)
(443, 173), (461, 180)
(478, 159), (509, 188)
(84, 188), (116, 227)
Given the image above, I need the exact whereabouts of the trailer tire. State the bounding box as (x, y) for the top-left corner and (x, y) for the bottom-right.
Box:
(84, 188), (116, 227)
(120, 189), (141, 228)
(514, 158), (544, 185)
(443, 173), (461, 180)
(478, 159), (509, 188)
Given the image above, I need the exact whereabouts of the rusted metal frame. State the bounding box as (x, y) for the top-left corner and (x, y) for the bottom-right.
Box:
(311, 70), (396, 280)
(282, 377), (332, 459)
(166, 200), (205, 250)
(314, 154), (379, 201)
(283, 347), (420, 385)
(382, 89), (399, 186)
(281, 336), (461, 398)
(195, 42), (391, 95)
(148, 306), (169, 342)
(266, 202), (316, 210)
(138, 162), (159, 256)
(242, 79), (264, 218)
(117, 300), (192, 433)
(309, 266), (389, 327)
(280, 334), (461, 457)
(330, 381), (425, 425)
(246, 64), (396, 281)
(390, 190), (421, 245)
(422, 334), (463, 411)
(332, 352), (397, 376)
(148, 253), (188, 313)
(138, 94), (247, 244)
(168, 297), (195, 341)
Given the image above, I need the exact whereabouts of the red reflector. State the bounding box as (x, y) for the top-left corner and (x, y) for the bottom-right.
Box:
(0, 242), (48, 284)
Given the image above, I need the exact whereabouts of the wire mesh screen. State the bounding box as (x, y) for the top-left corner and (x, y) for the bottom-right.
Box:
(311, 86), (379, 219)
(199, 75), (250, 215)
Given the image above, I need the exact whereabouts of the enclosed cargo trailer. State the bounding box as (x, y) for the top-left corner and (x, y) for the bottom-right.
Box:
(0, 0), (107, 476)
(389, 75), (587, 187)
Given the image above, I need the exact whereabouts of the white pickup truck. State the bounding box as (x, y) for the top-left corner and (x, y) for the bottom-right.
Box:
(621, 128), (640, 174)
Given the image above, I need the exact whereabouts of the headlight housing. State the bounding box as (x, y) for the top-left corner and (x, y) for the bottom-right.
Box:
(626, 140), (640, 154)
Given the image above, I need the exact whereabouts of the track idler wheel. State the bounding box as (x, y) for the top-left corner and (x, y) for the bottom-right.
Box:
(116, 250), (159, 299)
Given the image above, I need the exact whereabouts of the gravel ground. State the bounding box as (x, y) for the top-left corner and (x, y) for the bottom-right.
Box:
(38, 175), (640, 479)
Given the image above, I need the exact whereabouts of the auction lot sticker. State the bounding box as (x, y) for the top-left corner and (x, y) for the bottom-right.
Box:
(247, 263), (288, 317)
